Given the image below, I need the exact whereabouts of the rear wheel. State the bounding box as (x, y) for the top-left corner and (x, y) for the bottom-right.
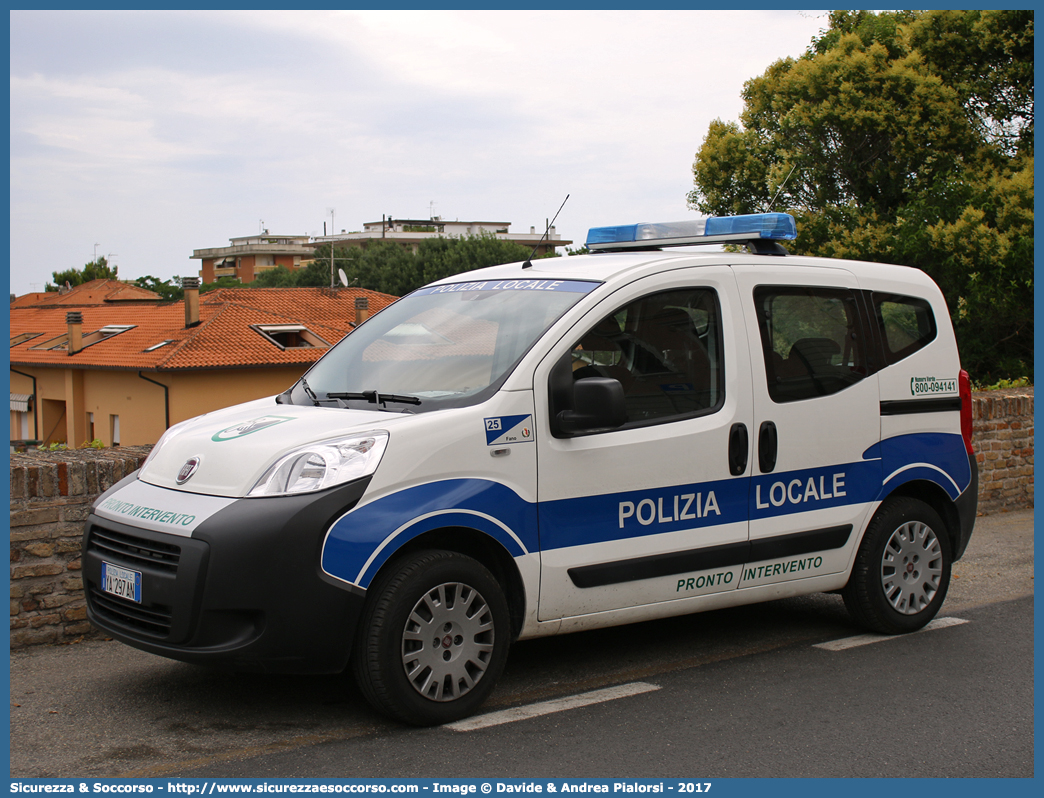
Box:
(843, 497), (952, 634)
(352, 550), (511, 726)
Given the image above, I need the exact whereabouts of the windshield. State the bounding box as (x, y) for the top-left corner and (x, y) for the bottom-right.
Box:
(290, 279), (600, 411)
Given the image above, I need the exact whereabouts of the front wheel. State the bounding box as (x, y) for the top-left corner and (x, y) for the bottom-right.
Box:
(352, 550), (511, 726)
(842, 497), (952, 634)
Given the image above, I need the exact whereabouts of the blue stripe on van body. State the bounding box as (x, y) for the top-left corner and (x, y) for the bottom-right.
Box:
(322, 479), (537, 588)
(539, 474), (748, 551)
(321, 432), (971, 589)
(874, 432), (972, 499)
(749, 459), (882, 520)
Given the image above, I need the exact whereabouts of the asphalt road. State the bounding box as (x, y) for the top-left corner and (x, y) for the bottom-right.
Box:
(9, 509), (1034, 779)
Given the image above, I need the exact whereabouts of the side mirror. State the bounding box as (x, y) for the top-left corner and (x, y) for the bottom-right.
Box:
(556, 377), (627, 435)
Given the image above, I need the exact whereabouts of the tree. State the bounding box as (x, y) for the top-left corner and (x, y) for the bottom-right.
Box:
(200, 276), (243, 293)
(134, 275), (184, 300)
(298, 245), (364, 288)
(249, 266), (297, 288)
(209, 235), (556, 298)
(46, 257), (118, 291)
(333, 233), (546, 297)
(416, 233), (536, 287)
(688, 10), (1033, 382)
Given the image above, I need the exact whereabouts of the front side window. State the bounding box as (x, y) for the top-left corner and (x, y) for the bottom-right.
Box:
(567, 287), (724, 425)
(755, 286), (867, 403)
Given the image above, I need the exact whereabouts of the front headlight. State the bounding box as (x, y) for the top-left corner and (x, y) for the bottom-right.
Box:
(248, 431), (389, 497)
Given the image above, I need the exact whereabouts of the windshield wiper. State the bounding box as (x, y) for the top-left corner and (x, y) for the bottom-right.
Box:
(300, 377), (320, 406)
(326, 390), (422, 407)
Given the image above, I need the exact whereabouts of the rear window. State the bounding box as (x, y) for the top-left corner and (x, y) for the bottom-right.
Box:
(874, 294), (937, 366)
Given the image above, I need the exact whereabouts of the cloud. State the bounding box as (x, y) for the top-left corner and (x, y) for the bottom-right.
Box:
(9, 9), (827, 293)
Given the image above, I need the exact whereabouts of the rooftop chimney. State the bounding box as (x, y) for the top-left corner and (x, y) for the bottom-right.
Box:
(183, 277), (200, 328)
(66, 312), (83, 355)
(354, 296), (369, 327)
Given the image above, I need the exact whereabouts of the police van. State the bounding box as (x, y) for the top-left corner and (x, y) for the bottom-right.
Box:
(84, 212), (977, 726)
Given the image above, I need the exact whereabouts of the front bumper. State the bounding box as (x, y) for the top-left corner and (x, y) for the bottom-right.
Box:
(83, 474), (371, 673)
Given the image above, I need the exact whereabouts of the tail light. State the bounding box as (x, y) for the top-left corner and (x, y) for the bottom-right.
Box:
(959, 369), (974, 454)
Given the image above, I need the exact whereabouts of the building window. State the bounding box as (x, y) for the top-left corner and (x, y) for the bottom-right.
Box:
(110, 414), (120, 447)
(78, 325), (136, 349)
(29, 333), (70, 350)
(144, 340), (174, 352)
(251, 324), (331, 350)
(10, 333), (42, 347)
(30, 325), (136, 351)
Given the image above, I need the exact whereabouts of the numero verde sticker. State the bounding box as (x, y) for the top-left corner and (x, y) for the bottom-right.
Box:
(910, 376), (958, 396)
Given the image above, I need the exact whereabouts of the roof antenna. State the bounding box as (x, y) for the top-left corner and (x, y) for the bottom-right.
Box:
(523, 194), (569, 269)
(765, 165), (796, 212)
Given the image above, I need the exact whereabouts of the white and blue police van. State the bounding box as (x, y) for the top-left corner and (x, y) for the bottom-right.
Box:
(84, 212), (978, 726)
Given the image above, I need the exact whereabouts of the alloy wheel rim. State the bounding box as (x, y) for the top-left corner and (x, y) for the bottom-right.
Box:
(401, 582), (495, 702)
(880, 520), (943, 615)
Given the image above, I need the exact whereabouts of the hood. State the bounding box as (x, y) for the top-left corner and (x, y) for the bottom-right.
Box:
(138, 396), (411, 497)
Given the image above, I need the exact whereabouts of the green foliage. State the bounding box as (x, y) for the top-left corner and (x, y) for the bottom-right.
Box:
(36, 442), (67, 451)
(79, 439), (105, 449)
(249, 265), (298, 288)
(335, 233), (544, 296)
(909, 10), (1033, 157)
(200, 276), (243, 293)
(134, 275), (184, 300)
(300, 245), (367, 288)
(971, 375), (1031, 392)
(207, 235), (557, 298)
(688, 10), (1033, 383)
(46, 257), (118, 291)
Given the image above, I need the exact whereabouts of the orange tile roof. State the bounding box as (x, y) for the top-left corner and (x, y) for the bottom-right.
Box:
(9, 287), (398, 371)
(9, 279), (162, 307)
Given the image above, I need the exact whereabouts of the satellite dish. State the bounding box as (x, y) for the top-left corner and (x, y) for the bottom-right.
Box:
(338, 268), (349, 288)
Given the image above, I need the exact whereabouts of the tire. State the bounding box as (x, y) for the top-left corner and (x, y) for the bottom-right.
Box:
(842, 497), (952, 634)
(352, 550), (511, 726)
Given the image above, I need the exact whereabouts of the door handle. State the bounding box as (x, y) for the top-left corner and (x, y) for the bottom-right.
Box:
(728, 423), (748, 476)
(759, 421), (778, 473)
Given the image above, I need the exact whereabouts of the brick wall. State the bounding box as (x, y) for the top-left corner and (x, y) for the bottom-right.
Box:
(7, 390), (1034, 648)
(972, 388), (1034, 514)
(9, 447), (151, 648)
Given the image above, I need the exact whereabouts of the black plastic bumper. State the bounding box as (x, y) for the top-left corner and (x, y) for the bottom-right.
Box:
(83, 474), (371, 674)
(953, 451), (979, 561)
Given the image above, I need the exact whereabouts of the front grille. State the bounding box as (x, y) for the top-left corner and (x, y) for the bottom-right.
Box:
(88, 525), (181, 573)
(89, 587), (173, 637)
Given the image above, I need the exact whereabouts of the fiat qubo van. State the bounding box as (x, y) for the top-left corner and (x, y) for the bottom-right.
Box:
(84, 213), (977, 725)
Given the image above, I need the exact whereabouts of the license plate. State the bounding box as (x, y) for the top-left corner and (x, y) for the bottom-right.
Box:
(101, 562), (142, 603)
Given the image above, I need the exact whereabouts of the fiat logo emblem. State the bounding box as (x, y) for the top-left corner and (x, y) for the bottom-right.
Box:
(176, 456), (202, 484)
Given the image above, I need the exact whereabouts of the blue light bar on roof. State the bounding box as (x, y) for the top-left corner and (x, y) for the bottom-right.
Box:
(586, 213), (797, 250)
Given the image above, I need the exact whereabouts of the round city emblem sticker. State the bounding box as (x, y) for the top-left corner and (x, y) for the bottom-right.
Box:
(176, 456), (202, 485)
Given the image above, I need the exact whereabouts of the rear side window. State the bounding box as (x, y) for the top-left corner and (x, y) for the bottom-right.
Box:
(754, 286), (868, 403)
(874, 294), (937, 366)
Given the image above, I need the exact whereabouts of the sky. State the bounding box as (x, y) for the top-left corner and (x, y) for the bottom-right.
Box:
(9, 9), (829, 296)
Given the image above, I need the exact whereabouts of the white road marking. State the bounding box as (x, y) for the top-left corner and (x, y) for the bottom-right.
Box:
(813, 616), (969, 651)
(445, 682), (661, 732)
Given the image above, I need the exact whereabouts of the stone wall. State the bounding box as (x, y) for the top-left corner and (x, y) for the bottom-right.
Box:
(9, 447), (151, 648)
(972, 388), (1034, 514)
(7, 390), (1034, 648)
